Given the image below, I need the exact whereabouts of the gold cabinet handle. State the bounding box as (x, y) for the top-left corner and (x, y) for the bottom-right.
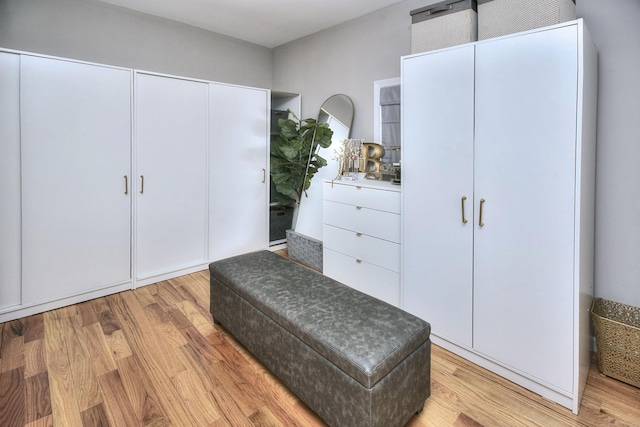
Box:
(461, 196), (468, 224)
(140, 175), (144, 194)
(356, 258), (362, 263)
(479, 198), (486, 227)
(355, 206), (362, 210)
(262, 168), (266, 183)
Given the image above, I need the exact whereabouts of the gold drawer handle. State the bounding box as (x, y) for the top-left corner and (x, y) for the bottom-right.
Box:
(355, 205), (362, 210)
(356, 232), (362, 237)
(356, 258), (362, 263)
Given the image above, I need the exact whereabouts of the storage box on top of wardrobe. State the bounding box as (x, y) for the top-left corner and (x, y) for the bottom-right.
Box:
(477, 0), (576, 39)
(410, 0), (478, 53)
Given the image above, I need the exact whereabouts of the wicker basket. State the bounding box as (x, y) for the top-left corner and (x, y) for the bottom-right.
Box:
(285, 229), (323, 272)
(591, 298), (640, 388)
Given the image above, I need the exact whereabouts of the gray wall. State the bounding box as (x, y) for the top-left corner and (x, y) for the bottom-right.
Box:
(578, 0), (640, 307)
(2, 0), (639, 307)
(0, 0), (272, 88)
(272, 0), (427, 140)
(274, 0), (640, 307)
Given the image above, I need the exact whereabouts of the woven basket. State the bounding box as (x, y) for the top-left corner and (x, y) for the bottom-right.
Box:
(591, 298), (640, 388)
(285, 229), (323, 272)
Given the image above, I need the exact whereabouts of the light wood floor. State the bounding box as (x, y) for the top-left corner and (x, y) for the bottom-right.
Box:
(1, 267), (639, 426)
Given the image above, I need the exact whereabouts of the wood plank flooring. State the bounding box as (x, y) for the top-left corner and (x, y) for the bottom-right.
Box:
(1, 264), (639, 426)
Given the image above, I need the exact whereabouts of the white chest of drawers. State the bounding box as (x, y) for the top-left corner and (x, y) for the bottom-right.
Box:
(322, 179), (401, 306)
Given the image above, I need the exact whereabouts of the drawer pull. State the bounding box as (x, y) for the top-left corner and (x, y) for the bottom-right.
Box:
(356, 258), (362, 263)
(356, 232), (362, 237)
(356, 205), (362, 210)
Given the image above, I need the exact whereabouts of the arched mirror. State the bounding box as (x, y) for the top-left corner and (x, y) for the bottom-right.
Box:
(293, 94), (354, 242)
(317, 94), (354, 142)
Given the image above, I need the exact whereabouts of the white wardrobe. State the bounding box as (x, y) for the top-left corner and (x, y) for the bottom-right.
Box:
(0, 51), (269, 322)
(135, 72), (269, 286)
(402, 20), (597, 414)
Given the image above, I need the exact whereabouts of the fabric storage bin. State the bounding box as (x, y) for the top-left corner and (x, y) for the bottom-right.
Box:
(269, 205), (294, 242)
(591, 298), (640, 388)
(410, 0), (478, 54)
(477, 0), (576, 40)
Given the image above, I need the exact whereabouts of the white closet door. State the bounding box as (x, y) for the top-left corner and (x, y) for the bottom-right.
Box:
(402, 45), (475, 347)
(135, 73), (208, 279)
(473, 26), (578, 392)
(208, 83), (268, 260)
(0, 52), (21, 310)
(21, 56), (132, 305)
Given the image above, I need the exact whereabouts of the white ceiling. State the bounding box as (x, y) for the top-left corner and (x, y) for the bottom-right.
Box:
(97, 0), (407, 48)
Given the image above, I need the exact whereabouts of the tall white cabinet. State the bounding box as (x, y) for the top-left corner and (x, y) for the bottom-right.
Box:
(21, 55), (133, 305)
(209, 83), (268, 260)
(135, 73), (209, 284)
(0, 49), (271, 323)
(402, 20), (597, 413)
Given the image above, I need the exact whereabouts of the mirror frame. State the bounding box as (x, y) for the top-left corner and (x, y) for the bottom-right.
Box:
(318, 94), (354, 140)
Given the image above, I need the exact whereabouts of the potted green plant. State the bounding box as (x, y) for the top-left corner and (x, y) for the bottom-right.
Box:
(270, 109), (333, 213)
(270, 110), (333, 270)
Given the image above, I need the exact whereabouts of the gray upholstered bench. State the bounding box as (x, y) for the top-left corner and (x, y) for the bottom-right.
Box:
(209, 250), (431, 427)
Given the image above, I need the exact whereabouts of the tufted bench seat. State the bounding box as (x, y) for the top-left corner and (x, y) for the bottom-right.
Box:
(209, 250), (431, 427)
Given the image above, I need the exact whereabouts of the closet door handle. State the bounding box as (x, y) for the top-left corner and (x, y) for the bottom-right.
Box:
(262, 168), (266, 183)
(461, 196), (468, 224)
(124, 175), (128, 195)
(140, 175), (144, 194)
(479, 198), (486, 227)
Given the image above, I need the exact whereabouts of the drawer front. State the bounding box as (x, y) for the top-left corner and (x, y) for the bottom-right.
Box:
(323, 224), (400, 272)
(323, 181), (400, 214)
(323, 200), (400, 243)
(323, 248), (400, 307)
